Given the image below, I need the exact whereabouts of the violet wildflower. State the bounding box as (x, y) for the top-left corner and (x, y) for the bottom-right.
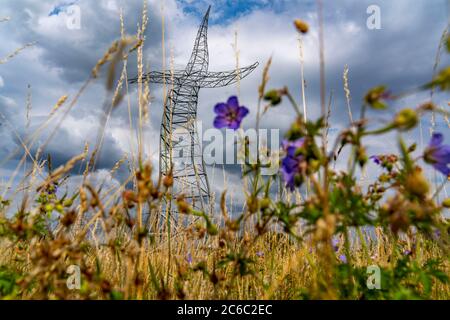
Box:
(432, 229), (441, 240)
(280, 138), (305, 191)
(338, 254), (347, 263)
(213, 96), (249, 130)
(403, 250), (412, 256)
(370, 155), (381, 165)
(256, 251), (264, 258)
(424, 133), (450, 177)
(331, 238), (339, 252)
(186, 253), (193, 265)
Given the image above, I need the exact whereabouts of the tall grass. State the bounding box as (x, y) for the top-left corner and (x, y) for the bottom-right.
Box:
(0, 2), (449, 300)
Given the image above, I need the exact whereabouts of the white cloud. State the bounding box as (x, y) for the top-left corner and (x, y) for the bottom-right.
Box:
(0, 95), (17, 108)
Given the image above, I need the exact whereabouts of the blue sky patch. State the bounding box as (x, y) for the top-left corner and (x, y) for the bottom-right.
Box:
(176, 0), (302, 25)
(48, 1), (78, 16)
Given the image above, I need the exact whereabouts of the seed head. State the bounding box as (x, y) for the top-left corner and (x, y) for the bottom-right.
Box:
(294, 19), (309, 34)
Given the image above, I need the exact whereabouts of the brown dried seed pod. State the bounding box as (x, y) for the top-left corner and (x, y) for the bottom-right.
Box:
(294, 19), (309, 34)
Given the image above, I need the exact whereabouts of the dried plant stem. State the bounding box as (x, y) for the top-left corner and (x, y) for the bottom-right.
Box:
(324, 90), (333, 152)
(232, 30), (241, 96)
(25, 84), (32, 128)
(298, 36), (307, 122)
(298, 36), (311, 198)
(119, 9), (138, 184)
(343, 64), (354, 124)
(0, 42), (35, 64)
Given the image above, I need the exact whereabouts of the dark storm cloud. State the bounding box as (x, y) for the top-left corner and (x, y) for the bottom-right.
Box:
(0, 0), (173, 177)
(1, 0), (166, 83)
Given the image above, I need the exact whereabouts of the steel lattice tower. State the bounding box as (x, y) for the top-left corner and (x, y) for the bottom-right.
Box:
(130, 6), (258, 213)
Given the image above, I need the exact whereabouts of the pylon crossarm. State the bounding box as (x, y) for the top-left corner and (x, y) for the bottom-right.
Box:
(128, 70), (185, 84)
(133, 62), (259, 88)
(198, 62), (259, 88)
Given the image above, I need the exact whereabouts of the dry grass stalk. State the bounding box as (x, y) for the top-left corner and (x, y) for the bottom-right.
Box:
(343, 64), (354, 124)
(37, 152), (87, 192)
(298, 36), (308, 122)
(25, 84), (32, 129)
(0, 42), (35, 65)
(50, 95), (69, 116)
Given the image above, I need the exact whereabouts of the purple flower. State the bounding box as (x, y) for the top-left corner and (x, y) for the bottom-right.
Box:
(256, 251), (264, 258)
(338, 254), (347, 263)
(403, 250), (412, 256)
(185, 253), (193, 265)
(280, 138), (305, 191)
(370, 155), (381, 165)
(331, 238), (340, 252)
(48, 182), (58, 195)
(424, 133), (450, 177)
(213, 96), (249, 130)
(433, 229), (441, 240)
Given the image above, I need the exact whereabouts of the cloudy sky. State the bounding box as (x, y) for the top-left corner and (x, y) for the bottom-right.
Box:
(0, 0), (449, 211)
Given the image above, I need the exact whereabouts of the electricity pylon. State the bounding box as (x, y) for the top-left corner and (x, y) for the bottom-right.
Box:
(130, 6), (258, 213)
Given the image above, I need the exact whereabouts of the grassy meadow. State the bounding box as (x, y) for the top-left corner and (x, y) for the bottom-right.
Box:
(0, 1), (449, 300)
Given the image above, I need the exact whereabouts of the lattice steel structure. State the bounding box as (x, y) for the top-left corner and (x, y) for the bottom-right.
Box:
(130, 6), (258, 213)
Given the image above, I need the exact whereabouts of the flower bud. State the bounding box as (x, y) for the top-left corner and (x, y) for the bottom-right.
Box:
(405, 168), (429, 197)
(443, 198), (450, 208)
(246, 197), (258, 213)
(364, 86), (389, 109)
(55, 204), (64, 213)
(163, 174), (173, 188)
(264, 89), (282, 106)
(206, 223), (218, 236)
(177, 195), (192, 214)
(418, 102), (436, 112)
(61, 211), (76, 227)
(310, 159), (321, 172)
(260, 198), (271, 210)
(357, 147), (368, 167)
(427, 66), (450, 91)
(294, 19), (309, 34)
(407, 143), (417, 153)
(123, 190), (138, 203)
(63, 199), (73, 207)
(394, 108), (418, 131)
